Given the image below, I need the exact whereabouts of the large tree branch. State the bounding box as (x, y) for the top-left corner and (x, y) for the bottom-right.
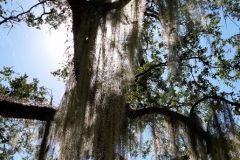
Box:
(0, 100), (56, 121)
(68, 0), (131, 11)
(125, 104), (189, 124)
(125, 104), (208, 149)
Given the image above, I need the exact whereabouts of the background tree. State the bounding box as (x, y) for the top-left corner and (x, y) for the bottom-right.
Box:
(0, 0), (240, 159)
(0, 67), (51, 159)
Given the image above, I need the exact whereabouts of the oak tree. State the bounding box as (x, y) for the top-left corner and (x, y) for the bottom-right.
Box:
(0, 0), (240, 159)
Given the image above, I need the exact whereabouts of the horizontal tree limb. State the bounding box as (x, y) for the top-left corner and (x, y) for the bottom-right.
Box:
(0, 100), (56, 121)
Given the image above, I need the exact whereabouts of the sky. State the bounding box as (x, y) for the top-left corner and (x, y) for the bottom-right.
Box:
(0, 20), (67, 106)
(0, 0), (71, 106)
(0, 3), (69, 159)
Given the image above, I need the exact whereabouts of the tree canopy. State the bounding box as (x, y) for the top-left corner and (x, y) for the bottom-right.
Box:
(0, 0), (240, 159)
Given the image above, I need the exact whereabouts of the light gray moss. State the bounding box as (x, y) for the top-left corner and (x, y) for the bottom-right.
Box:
(50, 0), (240, 159)
(55, 0), (145, 159)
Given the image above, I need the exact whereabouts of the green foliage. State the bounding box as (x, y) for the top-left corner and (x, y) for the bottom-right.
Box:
(0, 0), (70, 29)
(125, 0), (240, 158)
(128, 0), (240, 112)
(51, 64), (69, 82)
(0, 66), (49, 159)
(0, 66), (48, 104)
